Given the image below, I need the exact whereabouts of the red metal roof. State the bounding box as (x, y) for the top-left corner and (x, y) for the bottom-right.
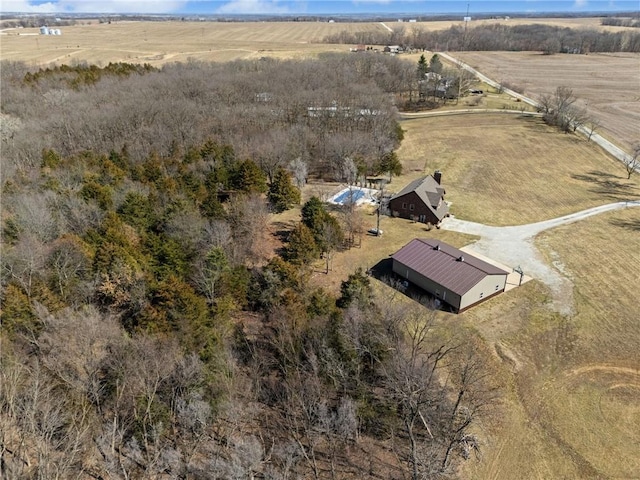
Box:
(391, 238), (508, 296)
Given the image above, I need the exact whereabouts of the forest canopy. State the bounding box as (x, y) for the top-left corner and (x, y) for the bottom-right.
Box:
(0, 55), (496, 478)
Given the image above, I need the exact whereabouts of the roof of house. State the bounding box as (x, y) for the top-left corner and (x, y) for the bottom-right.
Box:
(392, 238), (508, 296)
(391, 175), (445, 209)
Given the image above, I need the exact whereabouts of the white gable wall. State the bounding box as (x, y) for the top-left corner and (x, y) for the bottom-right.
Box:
(459, 274), (507, 311)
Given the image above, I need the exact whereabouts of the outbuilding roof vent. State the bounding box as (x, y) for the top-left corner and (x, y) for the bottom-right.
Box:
(457, 255), (465, 262)
(433, 244), (440, 250)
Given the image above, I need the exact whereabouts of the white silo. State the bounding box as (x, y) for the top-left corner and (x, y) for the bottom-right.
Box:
(40, 26), (49, 35)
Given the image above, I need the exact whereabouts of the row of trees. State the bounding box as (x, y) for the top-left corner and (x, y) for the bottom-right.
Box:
(538, 86), (639, 179)
(324, 23), (640, 53)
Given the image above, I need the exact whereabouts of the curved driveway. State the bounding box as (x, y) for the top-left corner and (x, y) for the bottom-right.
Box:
(440, 201), (640, 314)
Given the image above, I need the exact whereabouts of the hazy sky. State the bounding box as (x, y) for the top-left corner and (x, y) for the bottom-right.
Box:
(1, 0), (638, 15)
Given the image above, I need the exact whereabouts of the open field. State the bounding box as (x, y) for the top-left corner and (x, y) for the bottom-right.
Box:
(456, 207), (640, 479)
(0, 21), (386, 66)
(2, 17), (637, 68)
(453, 51), (640, 153)
(395, 113), (639, 226)
(295, 111), (640, 478)
(395, 16), (638, 33)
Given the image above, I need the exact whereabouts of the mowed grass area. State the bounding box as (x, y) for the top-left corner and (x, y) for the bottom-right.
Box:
(395, 113), (639, 226)
(0, 21), (385, 66)
(271, 196), (479, 297)
(453, 51), (640, 153)
(306, 112), (639, 478)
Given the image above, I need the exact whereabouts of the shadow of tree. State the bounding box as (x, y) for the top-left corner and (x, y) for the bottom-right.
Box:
(271, 220), (296, 242)
(368, 258), (453, 312)
(610, 217), (640, 231)
(571, 170), (639, 201)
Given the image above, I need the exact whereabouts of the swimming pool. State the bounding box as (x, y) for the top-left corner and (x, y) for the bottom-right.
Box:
(332, 189), (365, 204)
(328, 187), (379, 206)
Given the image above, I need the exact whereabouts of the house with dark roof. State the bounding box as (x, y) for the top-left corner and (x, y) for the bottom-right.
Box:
(391, 238), (508, 313)
(388, 171), (448, 225)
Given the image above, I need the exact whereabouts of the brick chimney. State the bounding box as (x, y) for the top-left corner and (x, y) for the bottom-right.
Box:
(434, 170), (442, 184)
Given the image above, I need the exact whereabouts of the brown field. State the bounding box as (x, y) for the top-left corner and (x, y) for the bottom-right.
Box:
(395, 113), (639, 225)
(456, 207), (640, 479)
(453, 51), (640, 153)
(397, 16), (638, 33)
(0, 21), (386, 66)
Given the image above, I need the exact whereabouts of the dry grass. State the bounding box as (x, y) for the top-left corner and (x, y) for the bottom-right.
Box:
(0, 21), (385, 66)
(397, 16), (637, 33)
(395, 113), (639, 225)
(271, 197), (479, 296)
(453, 51), (640, 153)
(457, 207), (640, 479)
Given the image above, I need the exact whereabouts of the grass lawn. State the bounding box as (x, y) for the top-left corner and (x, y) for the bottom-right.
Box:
(395, 114), (639, 226)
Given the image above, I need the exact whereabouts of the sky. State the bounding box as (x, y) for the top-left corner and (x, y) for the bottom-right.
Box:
(1, 0), (638, 15)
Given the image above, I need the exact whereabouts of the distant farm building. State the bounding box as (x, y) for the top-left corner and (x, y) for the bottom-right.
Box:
(389, 171), (449, 225)
(384, 45), (402, 54)
(392, 238), (509, 313)
(39, 26), (61, 35)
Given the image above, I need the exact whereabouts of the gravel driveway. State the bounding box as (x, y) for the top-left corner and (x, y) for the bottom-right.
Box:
(440, 201), (640, 314)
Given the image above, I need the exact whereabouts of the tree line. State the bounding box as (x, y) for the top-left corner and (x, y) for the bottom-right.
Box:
(324, 23), (640, 53)
(1, 55), (405, 183)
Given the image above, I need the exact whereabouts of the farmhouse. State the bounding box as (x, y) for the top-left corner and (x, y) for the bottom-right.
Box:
(392, 238), (508, 313)
(389, 171), (449, 225)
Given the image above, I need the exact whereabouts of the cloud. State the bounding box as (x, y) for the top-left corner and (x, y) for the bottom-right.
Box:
(216, 0), (290, 14)
(574, 0), (588, 7)
(0, 0), (189, 13)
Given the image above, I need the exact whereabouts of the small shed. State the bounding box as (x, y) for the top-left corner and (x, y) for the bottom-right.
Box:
(392, 238), (508, 313)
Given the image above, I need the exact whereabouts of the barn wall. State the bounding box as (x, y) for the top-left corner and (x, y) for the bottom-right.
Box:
(459, 274), (507, 311)
(392, 259), (462, 310)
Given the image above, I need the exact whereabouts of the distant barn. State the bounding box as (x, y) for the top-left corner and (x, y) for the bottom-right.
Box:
(392, 238), (508, 313)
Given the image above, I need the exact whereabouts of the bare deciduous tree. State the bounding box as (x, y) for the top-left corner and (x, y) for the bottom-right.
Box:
(623, 144), (640, 179)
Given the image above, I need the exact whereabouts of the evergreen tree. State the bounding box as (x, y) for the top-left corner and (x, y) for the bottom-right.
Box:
(229, 159), (267, 194)
(429, 54), (443, 74)
(283, 222), (318, 265)
(337, 267), (373, 309)
(268, 167), (301, 213)
(377, 151), (403, 182)
(417, 54), (428, 78)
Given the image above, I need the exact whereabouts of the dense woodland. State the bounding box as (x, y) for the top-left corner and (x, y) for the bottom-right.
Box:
(0, 56), (498, 478)
(324, 22), (640, 53)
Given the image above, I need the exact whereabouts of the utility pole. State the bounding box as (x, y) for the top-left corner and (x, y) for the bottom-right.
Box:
(463, 2), (470, 51)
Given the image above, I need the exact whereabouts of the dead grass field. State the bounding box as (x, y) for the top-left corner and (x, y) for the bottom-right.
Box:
(456, 207), (640, 479)
(453, 51), (640, 153)
(395, 113), (639, 226)
(397, 16), (637, 33)
(0, 21), (387, 66)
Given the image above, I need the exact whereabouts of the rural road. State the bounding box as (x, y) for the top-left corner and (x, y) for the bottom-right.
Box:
(437, 52), (637, 168)
(440, 201), (640, 314)
(398, 109), (542, 120)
